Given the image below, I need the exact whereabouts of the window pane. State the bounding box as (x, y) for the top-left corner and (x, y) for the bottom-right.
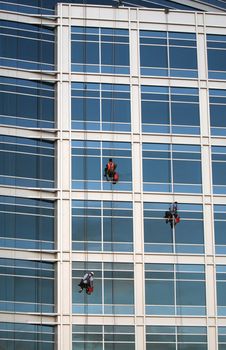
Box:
(142, 101), (169, 124)
(173, 161), (201, 184)
(143, 159), (171, 183)
(140, 45), (167, 67)
(169, 47), (197, 69)
(171, 103), (199, 126)
(176, 281), (205, 305)
(146, 280), (174, 305)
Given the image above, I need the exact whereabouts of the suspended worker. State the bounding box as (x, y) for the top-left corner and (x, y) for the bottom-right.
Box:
(164, 201), (180, 228)
(104, 158), (119, 184)
(78, 271), (94, 295)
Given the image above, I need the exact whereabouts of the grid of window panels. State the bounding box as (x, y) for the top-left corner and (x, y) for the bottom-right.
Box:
(0, 196), (55, 250)
(216, 265), (226, 316)
(0, 135), (54, 188)
(146, 325), (207, 350)
(72, 324), (135, 350)
(145, 263), (206, 316)
(0, 20), (54, 71)
(214, 205), (226, 255)
(144, 202), (204, 254)
(210, 89), (226, 137)
(212, 146), (226, 194)
(71, 27), (130, 74)
(72, 200), (133, 252)
(71, 82), (131, 132)
(218, 327), (226, 350)
(0, 258), (55, 313)
(140, 31), (198, 78)
(0, 76), (55, 129)
(141, 86), (200, 135)
(72, 261), (134, 315)
(207, 34), (226, 80)
(142, 143), (202, 193)
(0, 322), (55, 350)
(72, 140), (132, 191)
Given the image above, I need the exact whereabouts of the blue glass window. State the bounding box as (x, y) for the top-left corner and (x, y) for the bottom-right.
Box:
(0, 135), (54, 188)
(0, 0), (206, 16)
(140, 31), (197, 78)
(146, 325), (207, 350)
(214, 205), (226, 255)
(0, 322), (55, 350)
(72, 325), (135, 350)
(212, 146), (226, 194)
(0, 76), (55, 128)
(217, 266), (226, 316)
(142, 86), (200, 134)
(143, 143), (202, 193)
(0, 196), (54, 250)
(72, 140), (132, 191)
(218, 326), (226, 350)
(209, 89), (226, 136)
(144, 202), (204, 254)
(207, 35), (226, 80)
(0, 258), (55, 313)
(0, 0), (55, 15)
(72, 200), (133, 252)
(71, 27), (130, 74)
(0, 20), (54, 71)
(145, 264), (206, 316)
(71, 82), (131, 131)
(72, 262), (134, 315)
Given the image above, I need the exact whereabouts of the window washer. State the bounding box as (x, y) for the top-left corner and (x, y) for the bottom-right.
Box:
(104, 158), (118, 184)
(78, 271), (94, 295)
(164, 202), (180, 228)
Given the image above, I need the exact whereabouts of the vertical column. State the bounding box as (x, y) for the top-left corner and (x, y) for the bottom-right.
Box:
(199, 87), (210, 138)
(132, 142), (142, 194)
(197, 29), (208, 81)
(56, 4), (72, 350)
(204, 203), (214, 257)
(129, 10), (139, 78)
(131, 84), (141, 135)
(202, 146), (212, 196)
(206, 263), (217, 350)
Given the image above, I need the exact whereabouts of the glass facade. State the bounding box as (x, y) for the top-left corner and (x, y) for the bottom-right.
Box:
(71, 27), (130, 74)
(0, 258), (55, 313)
(145, 263), (206, 316)
(140, 31), (198, 78)
(72, 140), (132, 190)
(72, 262), (134, 315)
(144, 202), (204, 254)
(0, 196), (55, 250)
(143, 143), (202, 193)
(0, 76), (55, 128)
(0, 135), (54, 188)
(214, 205), (226, 255)
(217, 265), (226, 316)
(71, 82), (131, 131)
(72, 324), (135, 350)
(72, 200), (133, 252)
(1, 2), (226, 350)
(0, 20), (55, 71)
(0, 322), (55, 350)
(212, 146), (226, 194)
(141, 86), (200, 134)
(146, 325), (208, 350)
(219, 327), (226, 350)
(207, 34), (226, 80)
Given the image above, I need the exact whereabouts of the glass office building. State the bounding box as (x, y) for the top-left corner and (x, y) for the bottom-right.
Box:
(1, 0), (226, 349)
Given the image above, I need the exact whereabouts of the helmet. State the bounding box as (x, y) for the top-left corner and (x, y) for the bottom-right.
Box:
(90, 272), (94, 276)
